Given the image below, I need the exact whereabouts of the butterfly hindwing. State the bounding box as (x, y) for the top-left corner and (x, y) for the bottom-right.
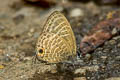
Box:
(43, 11), (76, 55)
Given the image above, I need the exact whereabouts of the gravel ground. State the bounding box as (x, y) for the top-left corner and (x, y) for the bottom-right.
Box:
(0, 0), (120, 80)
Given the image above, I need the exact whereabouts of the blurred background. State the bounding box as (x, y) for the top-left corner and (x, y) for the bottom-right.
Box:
(0, 0), (120, 80)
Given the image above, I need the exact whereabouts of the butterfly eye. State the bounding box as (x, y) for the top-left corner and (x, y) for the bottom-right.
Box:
(39, 48), (44, 54)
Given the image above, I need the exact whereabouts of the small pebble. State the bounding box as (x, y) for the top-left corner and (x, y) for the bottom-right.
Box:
(101, 56), (107, 60)
(0, 25), (5, 31)
(33, 32), (40, 38)
(76, 59), (84, 63)
(3, 54), (12, 62)
(87, 65), (99, 72)
(30, 28), (35, 33)
(109, 40), (116, 45)
(101, 65), (106, 69)
(116, 56), (120, 60)
(103, 48), (110, 53)
(93, 59), (98, 64)
(28, 32), (33, 37)
(74, 68), (86, 75)
(117, 43), (120, 48)
(28, 28), (35, 37)
(112, 28), (117, 35)
(113, 36), (120, 40)
(85, 54), (91, 60)
(69, 8), (84, 17)
(74, 77), (86, 80)
(83, 66), (99, 72)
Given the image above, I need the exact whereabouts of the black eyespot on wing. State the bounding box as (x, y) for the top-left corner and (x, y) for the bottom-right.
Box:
(39, 49), (43, 54)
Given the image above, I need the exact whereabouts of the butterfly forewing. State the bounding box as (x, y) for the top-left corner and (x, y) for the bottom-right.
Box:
(36, 11), (76, 63)
(43, 11), (76, 55)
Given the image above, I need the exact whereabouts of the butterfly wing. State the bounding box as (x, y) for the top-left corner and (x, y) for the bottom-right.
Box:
(43, 11), (76, 55)
(37, 32), (75, 63)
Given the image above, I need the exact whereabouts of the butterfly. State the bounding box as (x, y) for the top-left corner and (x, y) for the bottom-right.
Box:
(36, 11), (76, 63)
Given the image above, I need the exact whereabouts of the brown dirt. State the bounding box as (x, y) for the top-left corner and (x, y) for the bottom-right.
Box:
(0, 0), (120, 80)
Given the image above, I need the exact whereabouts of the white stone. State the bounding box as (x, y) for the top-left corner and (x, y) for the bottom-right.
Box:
(70, 8), (84, 17)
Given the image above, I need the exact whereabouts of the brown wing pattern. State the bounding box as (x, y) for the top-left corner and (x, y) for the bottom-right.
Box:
(43, 11), (76, 55)
(36, 11), (76, 63)
(37, 32), (73, 63)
